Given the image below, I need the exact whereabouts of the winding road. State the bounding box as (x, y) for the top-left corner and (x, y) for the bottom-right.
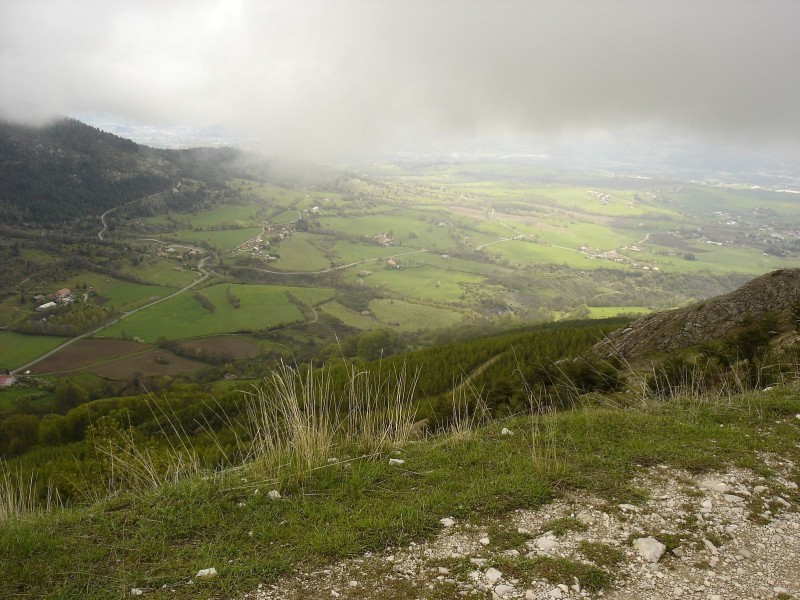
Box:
(12, 253), (215, 375)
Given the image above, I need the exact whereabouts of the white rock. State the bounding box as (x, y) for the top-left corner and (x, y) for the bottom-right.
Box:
(494, 583), (516, 597)
(525, 590), (537, 600)
(633, 537), (667, 563)
(700, 499), (713, 509)
(348, 580), (358, 587)
(501, 427), (514, 436)
(130, 590), (144, 597)
(485, 567), (503, 584)
(700, 479), (731, 493)
(536, 537), (559, 552)
(547, 588), (564, 599)
(753, 485), (768, 494)
(703, 539), (719, 555)
(438, 567), (450, 575)
(723, 494), (744, 503)
(267, 490), (281, 500)
(440, 517), (456, 527)
(774, 496), (791, 507)
(479, 537), (491, 546)
(388, 458), (405, 466)
(619, 503), (640, 512)
(196, 567), (217, 579)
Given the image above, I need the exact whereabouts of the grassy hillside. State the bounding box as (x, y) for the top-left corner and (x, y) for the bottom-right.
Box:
(2, 379), (798, 599)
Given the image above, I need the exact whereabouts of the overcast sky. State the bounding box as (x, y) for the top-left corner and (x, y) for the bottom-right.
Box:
(2, 0), (799, 160)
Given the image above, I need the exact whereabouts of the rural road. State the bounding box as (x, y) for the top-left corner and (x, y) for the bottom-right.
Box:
(98, 191), (165, 241)
(11, 253), (215, 375)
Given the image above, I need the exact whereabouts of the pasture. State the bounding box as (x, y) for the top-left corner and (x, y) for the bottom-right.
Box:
(367, 299), (465, 332)
(99, 284), (334, 342)
(0, 332), (69, 370)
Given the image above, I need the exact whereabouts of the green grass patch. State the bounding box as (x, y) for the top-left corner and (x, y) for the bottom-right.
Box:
(588, 306), (651, 319)
(2, 386), (799, 598)
(0, 332), (69, 370)
(100, 284), (332, 342)
(368, 299), (465, 332)
(271, 233), (331, 272)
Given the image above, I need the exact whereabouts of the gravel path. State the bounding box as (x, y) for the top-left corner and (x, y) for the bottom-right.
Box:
(245, 461), (799, 600)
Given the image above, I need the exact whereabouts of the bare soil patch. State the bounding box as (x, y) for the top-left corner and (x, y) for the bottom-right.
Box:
(88, 349), (205, 379)
(28, 338), (150, 374)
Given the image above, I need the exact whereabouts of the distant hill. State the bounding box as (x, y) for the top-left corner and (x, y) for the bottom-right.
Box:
(0, 118), (267, 225)
(593, 268), (800, 359)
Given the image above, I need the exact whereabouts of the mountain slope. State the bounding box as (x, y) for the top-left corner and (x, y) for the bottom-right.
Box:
(0, 118), (180, 224)
(0, 118), (271, 225)
(593, 268), (800, 359)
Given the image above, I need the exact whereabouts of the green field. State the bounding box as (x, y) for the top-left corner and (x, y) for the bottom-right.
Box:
(368, 299), (465, 332)
(360, 266), (483, 303)
(319, 300), (378, 330)
(120, 259), (198, 287)
(0, 332), (69, 370)
(272, 233), (331, 271)
(176, 227), (262, 251)
(100, 284), (334, 342)
(587, 306), (651, 318)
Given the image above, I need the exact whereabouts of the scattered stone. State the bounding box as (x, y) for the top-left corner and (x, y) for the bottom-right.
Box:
(619, 503), (640, 512)
(485, 568), (503, 584)
(633, 537), (667, 563)
(737, 548), (753, 560)
(547, 587), (564, 599)
(501, 428), (514, 436)
(439, 517), (455, 527)
(774, 496), (791, 508)
(130, 589), (144, 596)
(388, 458), (405, 466)
(704, 539), (719, 555)
(267, 490), (281, 500)
(700, 480), (731, 493)
(525, 590), (536, 600)
(723, 494), (744, 503)
(672, 546), (685, 558)
(196, 567), (217, 579)
(535, 536), (559, 552)
(479, 537), (491, 546)
(494, 583), (516, 597)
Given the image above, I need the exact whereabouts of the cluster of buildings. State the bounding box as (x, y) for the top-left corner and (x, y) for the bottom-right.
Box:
(588, 190), (613, 205)
(34, 288), (74, 312)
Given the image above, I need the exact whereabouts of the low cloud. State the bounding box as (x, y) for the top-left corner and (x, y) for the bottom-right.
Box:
(2, 1), (799, 159)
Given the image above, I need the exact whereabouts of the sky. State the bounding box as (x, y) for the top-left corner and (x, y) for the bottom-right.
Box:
(2, 0), (800, 163)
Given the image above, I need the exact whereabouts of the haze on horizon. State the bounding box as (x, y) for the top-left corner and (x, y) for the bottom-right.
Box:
(1, 0), (800, 166)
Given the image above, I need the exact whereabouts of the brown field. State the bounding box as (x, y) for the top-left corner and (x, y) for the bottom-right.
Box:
(88, 349), (206, 379)
(29, 339), (151, 374)
(29, 338), (206, 379)
(176, 335), (261, 360)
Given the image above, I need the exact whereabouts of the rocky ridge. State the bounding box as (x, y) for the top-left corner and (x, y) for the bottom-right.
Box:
(592, 269), (800, 360)
(245, 454), (799, 600)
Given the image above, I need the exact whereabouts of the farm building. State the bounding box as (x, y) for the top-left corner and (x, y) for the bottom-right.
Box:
(0, 374), (15, 387)
(36, 301), (57, 312)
